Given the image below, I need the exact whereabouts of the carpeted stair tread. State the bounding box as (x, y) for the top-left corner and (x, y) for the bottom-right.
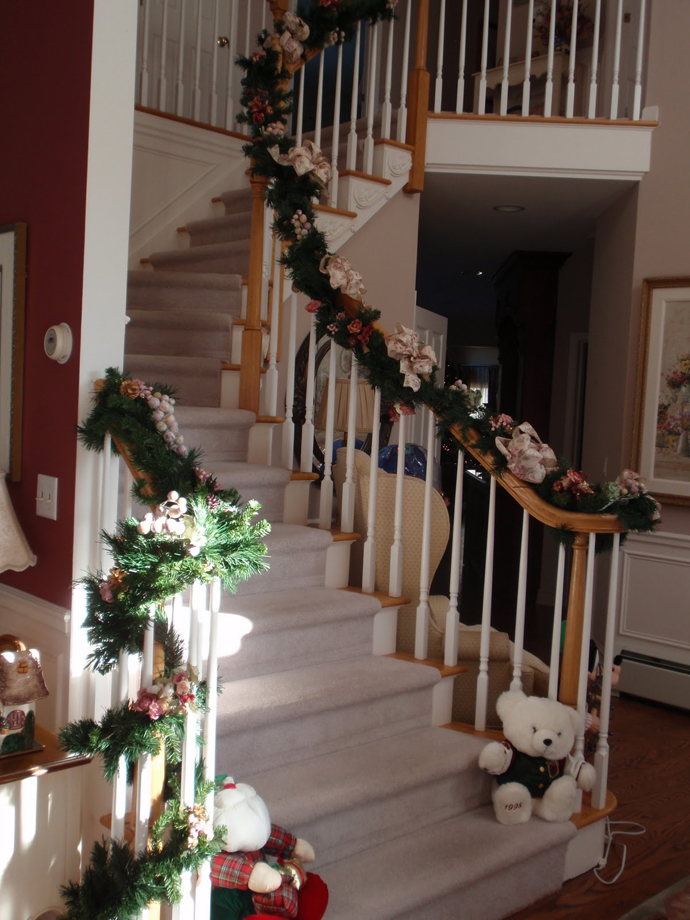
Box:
(127, 270), (242, 314)
(209, 461), (291, 522)
(123, 355), (221, 407)
(126, 309), (233, 359)
(148, 238), (251, 275)
(174, 406), (255, 463)
(232, 523), (333, 595)
(220, 186), (253, 215)
(186, 210), (253, 247)
(321, 804), (577, 920)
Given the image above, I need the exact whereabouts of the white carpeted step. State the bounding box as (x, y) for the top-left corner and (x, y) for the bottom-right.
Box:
(216, 655), (440, 776)
(220, 187), (253, 216)
(186, 210), (252, 247)
(125, 309), (233, 360)
(148, 239), (251, 276)
(173, 406), (255, 464)
(127, 270), (242, 315)
(250, 727), (492, 866)
(234, 523), (333, 596)
(217, 586), (380, 680)
(321, 804), (577, 920)
(210, 461), (291, 522)
(123, 355), (222, 407)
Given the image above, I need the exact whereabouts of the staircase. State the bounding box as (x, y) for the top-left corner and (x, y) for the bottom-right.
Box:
(123, 177), (579, 917)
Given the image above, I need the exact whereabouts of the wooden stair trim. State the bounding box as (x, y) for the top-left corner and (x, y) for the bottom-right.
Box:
(308, 525), (362, 542)
(442, 721), (504, 741)
(212, 196), (223, 203)
(0, 725), (91, 785)
(374, 137), (415, 151)
(338, 169), (392, 186)
(135, 104), (249, 140)
(387, 651), (467, 678)
(233, 317), (270, 328)
(290, 471), (319, 481)
(571, 789), (617, 829)
(428, 111), (658, 128)
(314, 203), (358, 219)
(223, 362), (267, 374)
(140, 257), (150, 264)
(344, 587), (411, 607)
(255, 415), (284, 424)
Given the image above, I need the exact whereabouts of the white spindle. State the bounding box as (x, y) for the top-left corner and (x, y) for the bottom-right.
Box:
(225, 0), (239, 130)
(444, 451), (464, 667)
(548, 544), (566, 699)
(282, 294), (298, 470)
(295, 65), (306, 145)
(261, 0), (267, 33)
(319, 344), (338, 530)
(388, 413), (407, 597)
(610, 0), (624, 119)
(133, 613), (155, 853)
(175, 0), (187, 116)
(587, 0), (602, 118)
(140, 0), (152, 106)
(632, 0), (647, 120)
(455, 0), (468, 113)
(574, 533), (597, 763)
(381, 18), (395, 138)
(330, 43), (344, 205)
(565, 0), (579, 118)
(434, 0), (446, 113)
(244, 0), (252, 59)
(264, 240), (281, 417)
(158, 0), (170, 111)
(414, 410), (436, 661)
(340, 355), (359, 534)
(346, 23), (363, 170)
(397, 0), (412, 137)
(544, 0), (557, 116)
(99, 434), (113, 569)
(510, 510), (529, 691)
(475, 475), (496, 731)
(300, 315), (317, 473)
(362, 388), (382, 593)
(499, 0), (513, 116)
(192, 0), (204, 121)
(592, 533), (621, 809)
(363, 22), (379, 174)
(315, 51), (325, 150)
(477, 0), (491, 114)
(521, 0), (535, 116)
(110, 650), (130, 841)
(210, 0), (220, 125)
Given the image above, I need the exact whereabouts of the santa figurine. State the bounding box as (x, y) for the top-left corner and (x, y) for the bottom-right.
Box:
(211, 778), (328, 920)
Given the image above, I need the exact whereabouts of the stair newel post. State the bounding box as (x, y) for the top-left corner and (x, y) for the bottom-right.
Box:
(404, 0), (430, 193)
(475, 475), (496, 732)
(559, 532), (588, 707)
(388, 411), (407, 597)
(362, 387), (382, 593)
(444, 449), (464, 667)
(239, 170), (269, 417)
(414, 407), (436, 661)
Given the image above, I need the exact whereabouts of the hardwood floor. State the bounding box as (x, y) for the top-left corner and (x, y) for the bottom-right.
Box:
(505, 694), (690, 920)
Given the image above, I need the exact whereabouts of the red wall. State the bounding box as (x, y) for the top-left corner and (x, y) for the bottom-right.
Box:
(0, 2), (95, 607)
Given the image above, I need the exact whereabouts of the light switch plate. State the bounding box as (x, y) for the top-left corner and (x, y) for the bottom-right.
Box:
(36, 474), (58, 520)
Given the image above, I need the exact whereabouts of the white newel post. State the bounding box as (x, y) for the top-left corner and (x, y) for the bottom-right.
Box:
(362, 387), (382, 593)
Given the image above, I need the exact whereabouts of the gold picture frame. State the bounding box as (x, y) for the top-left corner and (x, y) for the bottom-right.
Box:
(633, 277), (690, 506)
(0, 223), (27, 483)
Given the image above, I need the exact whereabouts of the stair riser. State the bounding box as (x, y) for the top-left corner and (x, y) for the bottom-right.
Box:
(126, 326), (231, 361)
(187, 217), (252, 247)
(216, 685), (434, 777)
(233, 546), (329, 596)
(150, 250), (250, 275)
(127, 286), (242, 316)
(176, 424), (250, 464)
(123, 357), (221, 408)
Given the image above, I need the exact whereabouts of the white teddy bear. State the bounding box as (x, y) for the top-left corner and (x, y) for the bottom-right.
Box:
(478, 690), (597, 825)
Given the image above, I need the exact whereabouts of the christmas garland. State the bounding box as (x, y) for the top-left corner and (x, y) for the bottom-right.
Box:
(237, 1), (660, 542)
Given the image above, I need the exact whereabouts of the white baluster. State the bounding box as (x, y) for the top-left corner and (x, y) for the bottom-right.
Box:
(610, 0), (624, 119)
(592, 533), (621, 809)
(330, 42), (344, 205)
(340, 355), (359, 534)
(574, 533), (597, 763)
(477, 0), (491, 114)
(499, 0), (513, 116)
(210, 0), (220, 125)
(363, 22), (379, 174)
(444, 450), (464, 667)
(140, 0), (152, 106)
(397, 0), (412, 137)
(362, 388), (382, 593)
(381, 18), (395, 138)
(521, 0), (535, 116)
(434, 0), (446, 113)
(544, 0), (557, 116)
(475, 475), (496, 731)
(225, 0), (239, 130)
(346, 23), (363, 170)
(244, 0), (251, 59)
(587, 0), (602, 119)
(175, 0), (187, 116)
(565, 0), (579, 117)
(193, 0), (203, 121)
(295, 64), (306, 145)
(548, 544), (566, 699)
(300, 316), (317, 472)
(315, 50), (325, 150)
(632, 0), (647, 120)
(264, 240), (280, 418)
(158, 0), (170, 111)
(282, 293), (298, 470)
(110, 650), (129, 841)
(388, 413), (407, 597)
(510, 510), (529, 690)
(261, 0), (267, 33)
(133, 611), (156, 853)
(319, 343), (338, 529)
(414, 409), (436, 661)
(456, 0), (468, 113)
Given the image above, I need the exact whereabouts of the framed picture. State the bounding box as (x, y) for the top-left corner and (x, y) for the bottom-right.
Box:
(634, 277), (690, 505)
(0, 223), (27, 482)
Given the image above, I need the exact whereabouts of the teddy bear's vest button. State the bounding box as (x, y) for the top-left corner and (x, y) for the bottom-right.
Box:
(539, 766), (545, 772)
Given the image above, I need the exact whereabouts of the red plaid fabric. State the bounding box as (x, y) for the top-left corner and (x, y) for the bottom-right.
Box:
(253, 882), (299, 918)
(264, 823), (297, 859)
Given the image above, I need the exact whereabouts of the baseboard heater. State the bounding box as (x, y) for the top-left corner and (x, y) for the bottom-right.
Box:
(618, 650), (690, 711)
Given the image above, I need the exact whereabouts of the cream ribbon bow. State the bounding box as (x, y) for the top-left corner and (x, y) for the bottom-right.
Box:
(385, 324), (437, 392)
(495, 422), (558, 484)
(319, 253), (367, 301)
(268, 139), (332, 188)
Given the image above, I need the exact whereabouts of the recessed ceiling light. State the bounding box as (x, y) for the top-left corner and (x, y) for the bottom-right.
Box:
(493, 204), (526, 213)
(476, 271), (483, 276)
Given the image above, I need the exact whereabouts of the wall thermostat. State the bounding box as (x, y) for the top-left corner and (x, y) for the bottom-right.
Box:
(44, 323), (73, 364)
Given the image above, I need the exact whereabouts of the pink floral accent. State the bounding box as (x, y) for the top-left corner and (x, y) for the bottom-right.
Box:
(389, 403), (416, 422)
(99, 581), (114, 603)
(615, 468), (648, 498)
(490, 413), (514, 431)
(347, 319), (363, 334)
(327, 322), (338, 334)
(336, 312), (346, 320)
(553, 469), (595, 501)
(358, 324), (374, 345)
(305, 300), (322, 313)
(132, 689), (163, 720)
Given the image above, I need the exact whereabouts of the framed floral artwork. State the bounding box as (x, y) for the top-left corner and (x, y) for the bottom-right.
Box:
(634, 278), (690, 505)
(0, 223), (27, 482)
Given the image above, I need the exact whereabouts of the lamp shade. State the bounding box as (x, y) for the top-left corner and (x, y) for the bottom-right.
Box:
(316, 378), (377, 434)
(0, 470), (36, 573)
